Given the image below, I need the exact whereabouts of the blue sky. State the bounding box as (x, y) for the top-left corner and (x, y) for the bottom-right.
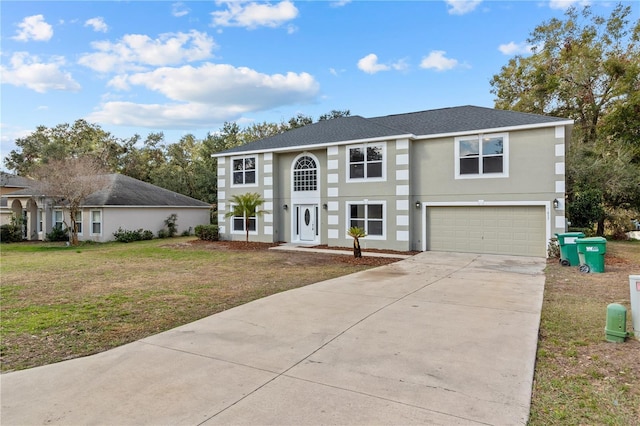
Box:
(1, 0), (635, 165)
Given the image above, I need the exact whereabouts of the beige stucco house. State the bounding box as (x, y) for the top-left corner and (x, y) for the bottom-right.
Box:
(214, 105), (573, 257)
(1, 173), (211, 242)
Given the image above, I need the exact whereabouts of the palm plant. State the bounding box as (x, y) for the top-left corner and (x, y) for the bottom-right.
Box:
(347, 226), (367, 258)
(224, 192), (269, 242)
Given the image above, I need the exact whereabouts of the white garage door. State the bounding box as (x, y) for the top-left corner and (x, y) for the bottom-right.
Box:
(428, 206), (546, 257)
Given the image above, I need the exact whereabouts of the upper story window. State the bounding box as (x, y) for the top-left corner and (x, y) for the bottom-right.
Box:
(348, 143), (385, 181)
(455, 133), (508, 179)
(293, 156), (317, 191)
(232, 156), (257, 186)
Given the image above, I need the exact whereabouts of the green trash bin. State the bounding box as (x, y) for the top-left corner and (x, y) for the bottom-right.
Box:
(576, 237), (607, 273)
(555, 232), (585, 266)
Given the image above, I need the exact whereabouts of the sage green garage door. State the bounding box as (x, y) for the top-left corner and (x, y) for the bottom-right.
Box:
(428, 206), (546, 257)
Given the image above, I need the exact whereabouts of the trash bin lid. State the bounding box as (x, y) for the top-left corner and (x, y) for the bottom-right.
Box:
(576, 237), (607, 243)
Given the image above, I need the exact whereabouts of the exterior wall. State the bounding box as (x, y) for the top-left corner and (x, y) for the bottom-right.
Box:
(216, 124), (569, 254)
(411, 125), (568, 251)
(326, 139), (411, 252)
(92, 207), (210, 243)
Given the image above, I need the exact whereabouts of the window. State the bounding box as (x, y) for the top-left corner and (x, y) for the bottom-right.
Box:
(74, 211), (83, 234)
(53, 210), (64, 229)
(232, 213), (257, 233)
(90, 210), (102, 235)
(293, 156), (317, 191)
(348, 143), (384, 180)
(232, 156), (257, 185)
(348, 202), (384, 238)
(456, 133), (508, 178)
(37, 209), (43, 232)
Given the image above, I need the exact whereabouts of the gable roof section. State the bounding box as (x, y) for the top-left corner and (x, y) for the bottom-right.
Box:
(216, 105), (572, 155)
(84, 174), (210, 207)
(0, 172), (33, 189)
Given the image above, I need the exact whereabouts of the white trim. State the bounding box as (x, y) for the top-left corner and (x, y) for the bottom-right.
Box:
(264, 164), (272, 174)
(264, 152), (273, 161)
(396, 199), (409, 211)
(555, 125), (565, 139)
(396, 230), (409, 241)
(346, 141), (387, 183)
(345, 200), (387, 240)
(327, 173), (338, 183)
(396, 185), (409, 196)
(396, 154), (409, 165)
(327, 146), (338, 156)
(555, 144), (565, 157)
(328, 229), (339, 239)
(454, 132), (509, 179)
(264, 189), (273, 199)
(396, 169), (409, 181)
(555, 162), (565, 175)
(420, 201), (551, 254)
(327, 201), (339, 211)
(327, 159), (338, 170)
(217, 167), (225, 177)
(396, 139), (409, 150)
(413, 120), (574, 142)
(90, 209), (102, 236)
(555, 181), (565, 192)
(555, 216), (566, 229)
(230, 155), (259, 188)
(328, 187), (339, 197)
(263, 176), (273, 186)
(396, 215), (409, 226)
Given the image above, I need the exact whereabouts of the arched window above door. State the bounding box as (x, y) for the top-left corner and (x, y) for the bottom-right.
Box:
(293, 156), (317, 192)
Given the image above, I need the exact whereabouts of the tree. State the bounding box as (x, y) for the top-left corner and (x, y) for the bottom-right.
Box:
(490, 4), (640, 234)
(319, 109), (351, 121)
(347, 226), (366, 258)
(31, 156), (109, 245)
(224, 193), (269, 242)
(4, 120), (123, 176)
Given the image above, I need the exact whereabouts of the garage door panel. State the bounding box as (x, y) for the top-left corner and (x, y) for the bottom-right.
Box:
(428, 206), (546, 257)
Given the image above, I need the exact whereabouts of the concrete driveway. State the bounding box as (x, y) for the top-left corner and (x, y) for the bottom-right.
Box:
(1, 251), (545, 425)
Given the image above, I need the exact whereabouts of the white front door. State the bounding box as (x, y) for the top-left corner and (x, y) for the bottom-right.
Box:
(299, 204), (316, 241)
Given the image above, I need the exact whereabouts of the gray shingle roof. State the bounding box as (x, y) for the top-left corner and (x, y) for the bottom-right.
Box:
(217, 105), (571, 155)
(84, 174), (210, 207)
(2, 174), (210, 208)
(0, 172), (32, 189)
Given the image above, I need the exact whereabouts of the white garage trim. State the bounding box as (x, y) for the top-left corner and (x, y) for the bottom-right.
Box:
(419, 201), (551, 255)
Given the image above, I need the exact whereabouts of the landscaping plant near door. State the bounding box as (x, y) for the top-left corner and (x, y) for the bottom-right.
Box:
(224, 193), (269, 242)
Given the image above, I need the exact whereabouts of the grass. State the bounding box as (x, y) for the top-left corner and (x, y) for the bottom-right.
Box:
(2, 237), (639, 424)
(0, 237), (386, 372)
(528, 240), (640, 425)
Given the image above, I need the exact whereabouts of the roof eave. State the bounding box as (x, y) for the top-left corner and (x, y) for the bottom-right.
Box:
(412, 120), (575, 141)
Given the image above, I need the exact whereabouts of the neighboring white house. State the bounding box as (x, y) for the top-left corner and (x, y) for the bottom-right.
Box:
(1, 173), (211, 242)
(214, 105), (574, 257)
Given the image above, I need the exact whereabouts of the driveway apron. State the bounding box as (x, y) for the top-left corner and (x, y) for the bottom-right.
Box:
(1, 251), (546, 425)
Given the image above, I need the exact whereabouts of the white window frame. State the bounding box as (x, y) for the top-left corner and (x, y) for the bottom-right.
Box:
(74, 211), (83, 235)
(346, 200), (386, 240)
(230, 205), (258, 236)
(37, 209), (43, 232)
(53, 210), (64, 229)
(455, 133), (509, 179)
(346, 142), (386, 182)
(230, 155), (258, 187)
(90, 210), (102, 236)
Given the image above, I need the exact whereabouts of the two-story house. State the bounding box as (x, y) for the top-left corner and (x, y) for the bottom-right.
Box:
(214, 105), (573, 257)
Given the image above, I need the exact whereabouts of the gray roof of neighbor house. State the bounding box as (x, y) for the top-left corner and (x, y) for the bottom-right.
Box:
(84, 174), (210, 207)
(2, 174), (210, 208)
(0, 172), (32, 189)
(217, 105), (572, 155)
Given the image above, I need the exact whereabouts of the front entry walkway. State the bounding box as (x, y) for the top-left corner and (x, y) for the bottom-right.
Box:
(1, 252), (545, 425)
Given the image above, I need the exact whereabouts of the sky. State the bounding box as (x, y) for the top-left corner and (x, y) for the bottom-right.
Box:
(1, 0), (636, 170)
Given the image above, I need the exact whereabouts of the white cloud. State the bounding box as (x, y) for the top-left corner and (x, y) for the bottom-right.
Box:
(0, 52), (81, 93)
(420, 50), (459, 71)
(330, 0), (352, 7)
(445, 0), (482, 15)
(91, 63), (320, 128)
(211, 1), (299, 29)
(549, 0), (590, 10)
(12, 14), (53, 42)
(78, 30), (216, 73)
(498, 41), (535, 55)
(357, 54), (389, 74)
(85, 17), (108, 33)
(172, 2), (190, 17)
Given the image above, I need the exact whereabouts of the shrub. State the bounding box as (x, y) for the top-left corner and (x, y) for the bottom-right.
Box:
(113, 227), (154, 243)
(547, 237), (560, 258)
(0, 224), (22, 243)
(164, 214), (178, 238)
(195, 224), (219, 241)
(157, 229), (169, 239)
(46, 226), (68, 242)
